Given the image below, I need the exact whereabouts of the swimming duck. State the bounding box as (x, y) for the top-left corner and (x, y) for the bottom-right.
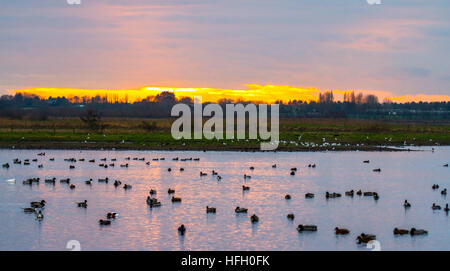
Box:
(120, 163), (129, 168)
(23, 208), (36, 213)
(335, 227), (350, 235)
(363, 160), (370, 163)
(36, 210), (44, 220)
(99, 219), (111, 226)
(441, 188), (447, 195)
(373, 192), (379, 200)
(363, 192), (375, 196)
(444, 164), (448, 167)
(403, 200), (411, 208)
(79, 158), (85, 161)
(70, 184), (76, 189)
(432, 184), (440, 190)
(2, 163), (10, 168)
(305, 193), (315, 199)
(325, 192), (341, 199)
(217, 175), (222, 181)
(168, 188), (175, 194)
(171, 196), (182, 202)
(149, 189), (157, 195)
(272, 164), (277, 168)
(432, 203), (441, 210)
(356, 233), (376, 244)
(235, 207), (248, 213)
(206, 206), (216, 213)
(123, 184), (132, 190)
(98, 177), (109, 183)
(393, 228), (409, 235)
(345, 190), (354, 197)
(178, 224), (186, 235)
(242, 185), (250, 191)
(31, 200), (46, 208)
(180, 168), (184, 171)
(372, 168), (381, 172)
(69, 165), (75, 169)
(410, 228), (427, 236)
(290, 167), (297, 171)
(45, 178), (56, 184)
(287, 214), (295, 220)
(167, 168), (172, 172)
(290, 171), (295, 176)
(444, 204), (449, 212)
(285, 194), (291, 200)
(113, 180), (122, 187)
(89, 159), (95, 163)
(85, 179), (92, 185)
(250, 214), (259, 223)
(244, 174), (251, 179)
(200, 171), (207, 176)
(297, 225), (317, 232)
(249, 167), (254, 170)
(356, 190), (362, 196)
(49, 158), (55, 161)
(38, 164), (43, 168)
(212, 170), (218, 175)
(77, 200), (87, 208)
(107, 212), (118, 219)
(146, 196), (162, 207)
(60, 178), (70, 184)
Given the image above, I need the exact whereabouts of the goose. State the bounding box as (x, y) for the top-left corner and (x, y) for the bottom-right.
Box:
(168, 188), (175, 194)
(250, 214), (259, 223)
(444, 204), (449, 212)
(98, 177), (109, 183)
(31, 200), (46, 208)
(393, 228), (409, 235)
(441, 188), (447, 195)
(345, 190), (354, 197)
(113, 180), (122, 187)
(85, 179), (92, 185)
(305, 193), (315, 199)
(235, 207), (248, 213)
(297, 225), (317, 232)
(432, 203), (441, 210)
(242, 185), (250, 191)
(99, 219), (111, 226)
(36, 211), (44, 220)
(70, 184), (76, 190)
(77, 200), (87, 208)
(403, 200), (411, 208)
(107, 212), (118, 219)
(287, 214), (295, 220)
(432, 184), (440, 190)
(410, 228), (427, 236)
(23, 208), (36, 213)
(285, 194), (291, 200)
(206, 206), (216, 213)
(171, 196), (182, 203)
(123, 184), (132, 190)
(356, 233), (376, 244)
(372, 168), (381, 172)
(178, 224), (186, 235)
(335, 227), (350, 235)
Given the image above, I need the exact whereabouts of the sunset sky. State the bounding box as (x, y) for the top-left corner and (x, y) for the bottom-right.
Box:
(1, 0), (449, 102)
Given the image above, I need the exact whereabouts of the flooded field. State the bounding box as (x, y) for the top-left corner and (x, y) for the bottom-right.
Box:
(0, 148), (448, 250)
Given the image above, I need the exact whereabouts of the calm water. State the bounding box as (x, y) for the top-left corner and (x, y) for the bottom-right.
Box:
(0, 147), (448, 251)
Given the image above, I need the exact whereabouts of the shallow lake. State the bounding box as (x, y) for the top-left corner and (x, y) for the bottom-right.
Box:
(0, 147), (448, 250)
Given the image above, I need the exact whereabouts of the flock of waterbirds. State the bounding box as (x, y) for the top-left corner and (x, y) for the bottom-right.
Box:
(2, 151), (449, 246)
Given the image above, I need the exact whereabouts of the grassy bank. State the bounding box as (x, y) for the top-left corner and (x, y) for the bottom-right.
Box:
(0, 118), (448, 151)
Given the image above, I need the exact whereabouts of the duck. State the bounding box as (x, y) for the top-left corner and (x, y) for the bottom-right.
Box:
(393, 228), (409, 235)
(410, 228), (427, 236)
(107, 212), (118, 219)
(149, 189), (157, 195)
(120, 163), (129, 168)
(235, 207), (248, 213)
(36, 210), (44, 220)
(98, 177), (109, 183)
(335, 227), (350, 235)
(146, 196), (162, 207)
(113, 180), (122, 187)
(363, 160), (370, 163)
(363, 192), (375, 196)
(441, 188), (447, 195)
(212, 170), (218, 175)
(180, 168), (184, 171)
(206, 206), (216, 213)
(2, 163), (10, 168)
(290, 167), (297, 171)
(287, 214), (295, 220)
(178, 224), (186, 235)
(373, 192), (379, 200)
(70, 184), (76, 189)
(23, 207), (36, 213)
(444, 204), (449, 212)
(200, 171), (207, 176)
(60, 178), (70, 184)
(79, 158), (85, 161)
(89, 159), (95, 163)
(444, 164), (448, 167)
(49, 158), (55, 161)
(77, 200), (87, 208)
(305, 193), (315, 198)
(38, 164), (43, 168)
(432, 203), (441, 210)
(356, 190), (362, 196)
(168, 188), (175, 194)
(285, 194), (291, 200)
(45, 178), (56, 184)
(372, 168), (381, 172)
(250, 214), (259, 223)
(167, 168), (172, 172)
(99, 219), (111, 226)
(217, 175), (222, 181)
(325, 192), (341, 199)
(85, 179), (92, 185)
(272, 164), (277, 168)
(356, 233), (376, 244)
(242, 185), (250, 191)
(244, 174), (251, 179)
(345, 190), (354, 197)
(403, 200), (411, 208)
(123, 184), (132, 190)
(297, 224), (317, 232)
(171, 196), (182, 203)
(432, 184), (440, 190)
(69, 165), (75, 169)
(290, 171), (295, 176)
(249, 166), (254, 170)
(30, 200), (46, 208)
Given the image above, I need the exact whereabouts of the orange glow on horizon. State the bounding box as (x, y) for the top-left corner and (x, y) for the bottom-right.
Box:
(12, 85), (450, 104)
